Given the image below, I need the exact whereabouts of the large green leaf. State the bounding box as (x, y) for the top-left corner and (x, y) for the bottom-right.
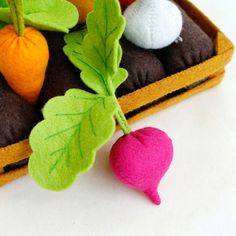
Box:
(63, 0), (128, 95)
(0, 0), (78, 32)
(29, 90), (117, 190)
(64, 30), (111, 95)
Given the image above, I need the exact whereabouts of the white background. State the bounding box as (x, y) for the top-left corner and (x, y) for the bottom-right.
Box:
(1, 1), (236, 235)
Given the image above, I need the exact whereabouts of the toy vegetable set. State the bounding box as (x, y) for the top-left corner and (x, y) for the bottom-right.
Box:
(0, 0), (234, 205)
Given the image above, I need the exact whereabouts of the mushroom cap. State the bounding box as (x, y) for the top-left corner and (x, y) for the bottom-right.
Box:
(124, 0), (183, 49)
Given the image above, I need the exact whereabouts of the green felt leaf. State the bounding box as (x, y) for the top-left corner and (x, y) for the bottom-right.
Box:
(29, 90), (117, 190)
(63, 0), (128, 95)
(64, 29), (111, 95)
(113, 68), (128, 89)
(0, 0), (78, 32)
(23, 0), (79, 33)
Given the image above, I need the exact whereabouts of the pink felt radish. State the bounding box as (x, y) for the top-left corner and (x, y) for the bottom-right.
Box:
(109, 127), (173, 205)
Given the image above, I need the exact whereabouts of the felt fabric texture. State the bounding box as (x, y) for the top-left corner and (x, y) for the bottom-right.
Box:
(0, 42), (233, 188)
(110, 127), (173, 205)
(0, 0), (234, 187)
(119, 33), (233, 115)
(117, 38), (166, 97)
(0, 0), (79, 33)
(29, 90), (117, 191)
(38, 31), (86, 108)
(63, 0), (127, 96)
(0, 78), (41, 148)
(63, 0), (133, 134)
(126, 71), (227, 126)
(29, 0), (129, 191)
(123, 0), (183, 49)
(125, 78), (209, 119)
(7, 0), (25, 36)
(158, 10), (215, 74)
(39, 31), (166, 103)
(0, 72), (228, 187)
(0, 26), (49, 104)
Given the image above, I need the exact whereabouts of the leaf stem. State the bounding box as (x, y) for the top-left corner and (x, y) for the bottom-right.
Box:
(115, 105), (132, 135)
(7, 0), (25, 36)
(107, 79), (131, 135)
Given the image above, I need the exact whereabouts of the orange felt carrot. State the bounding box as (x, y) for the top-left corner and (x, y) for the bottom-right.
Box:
(0, 0), (49, 104)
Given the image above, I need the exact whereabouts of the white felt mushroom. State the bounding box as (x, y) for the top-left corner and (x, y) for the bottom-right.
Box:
(123, 0), (183, 49)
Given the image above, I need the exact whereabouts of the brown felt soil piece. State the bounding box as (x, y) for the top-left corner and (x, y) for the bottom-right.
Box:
(0, 77), (42, 148)
(38, 32), (166, 106)
(38, 31), (87, 108)
(117, 38), (166, 97)
(158, 10), (215, 75)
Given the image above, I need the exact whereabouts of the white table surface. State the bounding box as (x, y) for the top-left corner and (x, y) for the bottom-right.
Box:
(1, 1), (236, 236)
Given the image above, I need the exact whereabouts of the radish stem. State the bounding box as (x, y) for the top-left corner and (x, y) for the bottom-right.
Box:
(7, 0), (25, 36)
(107, 78), (132, 135)
(115, 106), (132, 135)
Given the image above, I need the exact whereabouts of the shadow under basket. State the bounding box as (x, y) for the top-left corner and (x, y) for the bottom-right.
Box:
(0, 0), (234, 187)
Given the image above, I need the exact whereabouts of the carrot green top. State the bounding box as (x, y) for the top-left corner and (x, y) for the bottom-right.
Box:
(0, 0), (79, 32)
(7, 0), (25, 36)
